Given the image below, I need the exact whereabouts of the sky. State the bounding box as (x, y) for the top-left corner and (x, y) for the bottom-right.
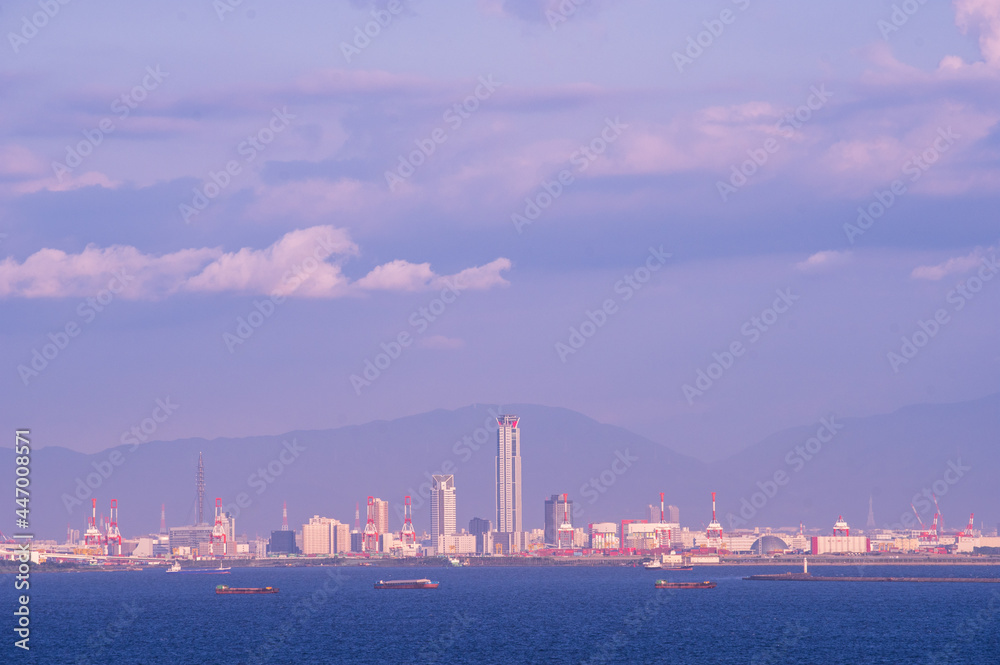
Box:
(1, 0), (998, 461)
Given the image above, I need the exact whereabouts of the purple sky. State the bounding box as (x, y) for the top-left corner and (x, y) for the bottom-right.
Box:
(2, 0), (998, 460)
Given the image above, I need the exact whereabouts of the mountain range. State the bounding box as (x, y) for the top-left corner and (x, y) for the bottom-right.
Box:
(4, 394), (997, 541)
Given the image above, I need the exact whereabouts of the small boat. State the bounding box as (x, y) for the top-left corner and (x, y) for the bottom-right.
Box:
(216, 585), (278, 594)
(662, 566), (694, 571)
(374, 578), (440, 590)
(655, 580), (717, 589)
(166, 562), (231, 574)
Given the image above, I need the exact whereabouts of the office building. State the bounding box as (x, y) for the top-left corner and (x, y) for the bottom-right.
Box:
(302, 516), (350, 555)
(436, 533), (476, 555)
(545, 494), (573, 546)
(267, 529), (299, 555)
(373, 498), (390, 536)
(495, 414), (522, 547)
(431, 475), (457, 551)
(469, 517), (492, 537)
(168, 525), (214, 556)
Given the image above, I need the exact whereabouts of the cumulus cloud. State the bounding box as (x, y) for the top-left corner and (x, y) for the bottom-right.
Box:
(355, 257), (512, 291)
(0, 226), (512, 299)
(182, 226), (358, 297)
(0, 244), (219, 299)
(795, 250), (851, 273)
(955, 0), (1000, 67)
(910, 245), (995, 280)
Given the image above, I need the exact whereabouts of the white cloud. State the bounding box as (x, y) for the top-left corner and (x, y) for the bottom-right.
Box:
(182, 226), (358, 297)
(355, 256), (512, 292)
(0, 226), (512, 299)
(0, 244), (219, 299)
(911, 245), (994, 280)
(955, 0), (1000, 67)
(795, 250), (851, 272)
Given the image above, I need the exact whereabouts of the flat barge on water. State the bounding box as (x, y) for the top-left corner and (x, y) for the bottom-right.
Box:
(215, 585), (278, 594)
(374, 579), (440, 590)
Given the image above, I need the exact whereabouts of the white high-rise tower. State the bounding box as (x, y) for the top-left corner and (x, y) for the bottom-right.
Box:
(430, 475), (456, 551)
(495, 414), (522, 539)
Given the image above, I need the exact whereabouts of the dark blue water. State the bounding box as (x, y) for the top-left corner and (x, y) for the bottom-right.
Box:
(3, 564), (999, 664)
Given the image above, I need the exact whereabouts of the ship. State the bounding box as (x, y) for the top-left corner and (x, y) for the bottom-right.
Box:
(216, 585), (278, 594)
(166, 562), (231, 574)
(655, 580), (717, 589)
(374, 578), (440, 590)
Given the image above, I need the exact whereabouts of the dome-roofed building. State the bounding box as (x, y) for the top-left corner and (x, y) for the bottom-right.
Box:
(750, 535), (789, 555)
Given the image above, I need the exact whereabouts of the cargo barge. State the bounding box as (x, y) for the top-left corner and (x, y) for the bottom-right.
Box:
(215, 585), (278, 594)
(374, 579), (440, 590)
(655, 580), (716, 589)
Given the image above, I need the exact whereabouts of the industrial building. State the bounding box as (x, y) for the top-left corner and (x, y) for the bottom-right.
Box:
(811, 516), (871, 554)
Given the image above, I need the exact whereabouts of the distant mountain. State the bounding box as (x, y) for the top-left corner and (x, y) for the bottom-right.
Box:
(4, 395), (997, 541)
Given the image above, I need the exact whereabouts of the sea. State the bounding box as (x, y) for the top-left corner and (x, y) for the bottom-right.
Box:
(2, 563), (999, 664)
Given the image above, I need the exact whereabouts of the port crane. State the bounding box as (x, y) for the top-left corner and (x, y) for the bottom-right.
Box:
(210, 497), (228, 555)
(400, 496), (416, 546)
(362, 496), (380, 552)
(106, 500), (122, 556)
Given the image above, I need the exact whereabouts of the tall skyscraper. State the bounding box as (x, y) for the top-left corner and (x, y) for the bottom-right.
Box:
(545, 494), (572, 546)
(431, 475), (456, 551)
(495, 414), (522, 538)
(373, 498), (389, 535)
